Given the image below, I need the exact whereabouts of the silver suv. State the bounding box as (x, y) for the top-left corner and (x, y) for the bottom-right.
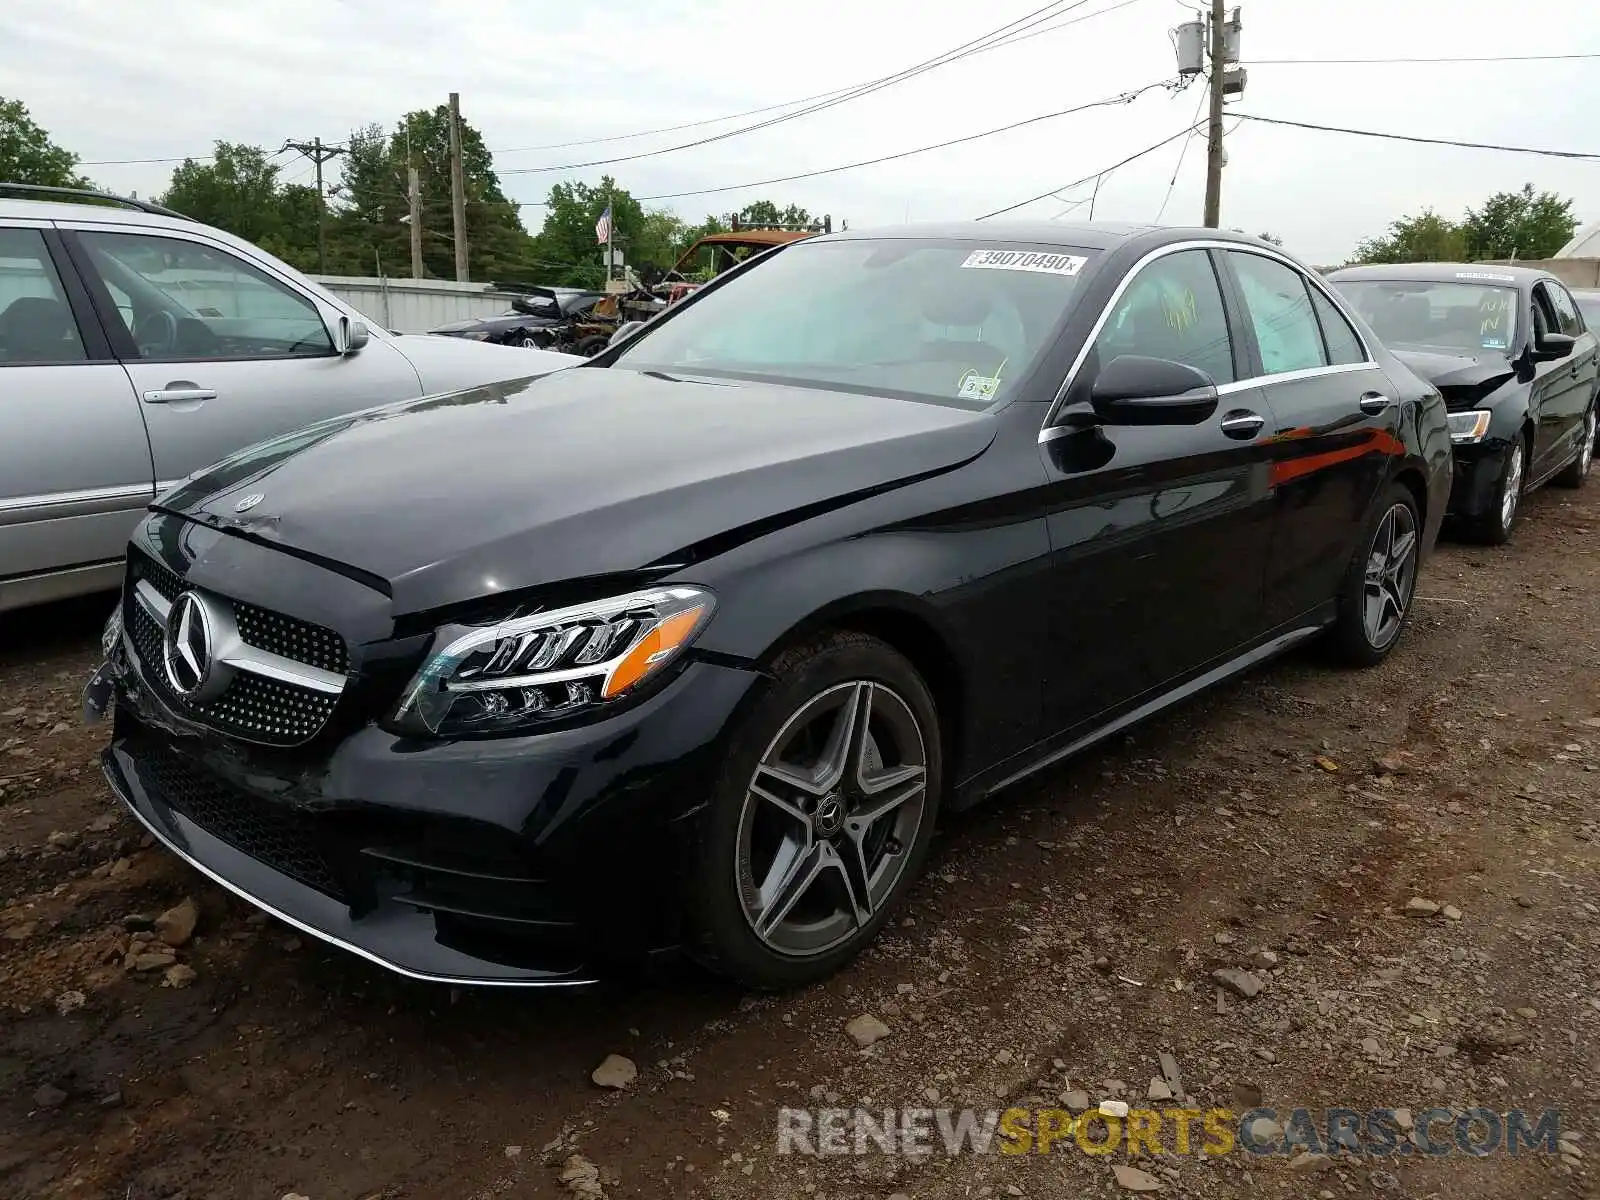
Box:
(0, 185), (578, 612)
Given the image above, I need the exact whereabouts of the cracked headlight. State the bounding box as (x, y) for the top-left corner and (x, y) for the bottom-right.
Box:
(390, 586), (714, 736)
(1448, 410), (1493, 444)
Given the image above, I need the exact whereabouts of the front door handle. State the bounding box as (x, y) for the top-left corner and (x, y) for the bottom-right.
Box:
(1219, 409), (1265, 439)
(1359, 391), (1393, 415)
(142, 387), (218, 405)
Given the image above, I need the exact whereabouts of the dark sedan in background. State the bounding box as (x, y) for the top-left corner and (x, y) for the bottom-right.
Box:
(1330, 264), (1597, 542)
(87, 223), (1450, 990)
(430, 286), (608, 353)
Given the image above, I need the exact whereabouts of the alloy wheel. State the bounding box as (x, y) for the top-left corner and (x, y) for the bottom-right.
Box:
(1362, 502), (1418, 650)
(1500, 444), (1524, 530)
(735, 680), (928, 958)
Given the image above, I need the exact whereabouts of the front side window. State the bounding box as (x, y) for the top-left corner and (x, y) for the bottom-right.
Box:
(0, 227), (88, 364)
(1091, 249), (1235, 384)
(612, 238), (1098, 409)
(1546, 282), (1585, 336)
(1229, 252), (1326, 375)
(1335, 279), (1520, 357)
(78, 231), (332, 360)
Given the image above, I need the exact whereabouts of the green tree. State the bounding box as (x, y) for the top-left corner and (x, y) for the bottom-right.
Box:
(736, 200), (814, 229)
(1461, 183), (1579, 261)
(162, 143), (291, 246)
(334, 106), (537, 281)
(532, 176), (673, 287)
(1350, 210), (1467, 265)
(0, 97), (89, 188)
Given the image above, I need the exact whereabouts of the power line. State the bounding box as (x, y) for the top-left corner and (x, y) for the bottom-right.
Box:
(498, 0), (1120, 176)
(490, 0), (1147, 156)
(976, 120), (1206, 220)
(632, 80), (1175, 202)
(1155, 82), (1207, 222)
(1232, 114), (1600, 160)
(1244, 51), (1600, 65)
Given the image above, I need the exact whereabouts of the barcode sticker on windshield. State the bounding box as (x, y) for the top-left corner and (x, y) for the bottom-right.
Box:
(960, 250), (1087, 275)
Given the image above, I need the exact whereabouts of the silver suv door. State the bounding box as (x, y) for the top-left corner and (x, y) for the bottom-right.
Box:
(0, 222), (152, 611)
(62, 224), (423, 488)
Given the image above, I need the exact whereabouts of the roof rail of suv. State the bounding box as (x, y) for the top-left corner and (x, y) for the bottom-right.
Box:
(0, 182), (193, 221)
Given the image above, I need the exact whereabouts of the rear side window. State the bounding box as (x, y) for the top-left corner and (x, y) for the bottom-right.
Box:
(1228, 251), (1325, 375)
(1307, 286), (1366, 365)
(0, 227), (88, 365)
(78, 231), (333, 361)
(1092, 249), (1236, 384)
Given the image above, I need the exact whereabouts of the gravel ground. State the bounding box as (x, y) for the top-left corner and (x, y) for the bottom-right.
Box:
(1, 483), (1597, 1200)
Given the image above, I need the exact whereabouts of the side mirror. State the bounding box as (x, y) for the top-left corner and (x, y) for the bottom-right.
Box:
(1088, 355), (1218, 425)
(1532, 330), (1576, 361)
(608, 320), (646, 348)
(333, 316), (369, 355)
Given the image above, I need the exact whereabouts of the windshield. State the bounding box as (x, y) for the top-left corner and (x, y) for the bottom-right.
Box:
(1334, 279), (1519, 357)
(612, 238), (1097, 408)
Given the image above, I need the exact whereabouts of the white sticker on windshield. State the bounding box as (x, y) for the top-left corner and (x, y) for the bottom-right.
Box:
(960, 249), (1087, 275)
(1455, 270), (1516, 283)
(957, 371), (1001, 401)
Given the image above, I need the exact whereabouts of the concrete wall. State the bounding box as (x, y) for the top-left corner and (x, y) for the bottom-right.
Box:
(307, 276), (523, 334)
(1482, 258), (1600, 288)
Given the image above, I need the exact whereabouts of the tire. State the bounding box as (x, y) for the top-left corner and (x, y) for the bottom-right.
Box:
(1466, 435), (1527, 545)
(574, 334), (610, 357)
(687, 631), (943, 990)
(1330, 482), (1422, 667)
(1554, 403), (1596, 488)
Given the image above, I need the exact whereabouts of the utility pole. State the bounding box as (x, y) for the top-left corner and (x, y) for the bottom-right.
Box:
(1202, 0), (1226, 228)
(447, 92), (469, 282)
(283, 137), (346, 274)
(407, 166), (424, 279)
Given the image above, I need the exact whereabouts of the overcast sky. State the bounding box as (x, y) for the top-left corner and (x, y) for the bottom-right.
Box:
(5, 0), (1598, 264)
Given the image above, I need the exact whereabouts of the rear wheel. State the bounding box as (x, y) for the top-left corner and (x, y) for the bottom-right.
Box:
(1554, 404), (1595, 488)
(1467, 435), (1526, 545)
(687, 632), (942, 990)
(1330, 483), (1421, 667)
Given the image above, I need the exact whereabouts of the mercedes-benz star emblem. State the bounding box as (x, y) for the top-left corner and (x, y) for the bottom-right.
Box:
(234, 493), (265, 514)
(163, 592), (216, 699)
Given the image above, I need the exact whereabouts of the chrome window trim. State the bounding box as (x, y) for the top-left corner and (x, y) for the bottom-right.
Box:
(1039, 238), (1377, 442)
(134, 580), (347, 695)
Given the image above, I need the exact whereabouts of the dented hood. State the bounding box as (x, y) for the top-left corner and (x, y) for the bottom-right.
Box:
(154, 368), (995, 615)
(1391, 349), (1516, 392)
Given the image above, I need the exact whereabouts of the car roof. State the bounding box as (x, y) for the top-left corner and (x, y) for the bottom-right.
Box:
(0, 196), (198, 227)
(808, 220), (1291, 253)
(1326, 261), (1548, 288)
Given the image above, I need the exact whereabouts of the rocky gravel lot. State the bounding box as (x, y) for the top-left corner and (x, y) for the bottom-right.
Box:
(2, 484), (1598, 1200)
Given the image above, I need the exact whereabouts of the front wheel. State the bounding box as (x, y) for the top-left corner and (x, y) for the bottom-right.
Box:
(1554, 404), (1595, 488)
(1330, 483), (1422, 667)
(1467, 437), (1526, 544)
(687, 632), (942, 989)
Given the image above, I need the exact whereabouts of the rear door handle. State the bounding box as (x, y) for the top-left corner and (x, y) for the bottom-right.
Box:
(1359, 391), (1393, 415)
(142, 387), (217, 404)
(1219, 409), (1265, 439)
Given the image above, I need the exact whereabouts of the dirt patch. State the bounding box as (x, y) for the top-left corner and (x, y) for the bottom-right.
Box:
(2, 489), (1598, 1199)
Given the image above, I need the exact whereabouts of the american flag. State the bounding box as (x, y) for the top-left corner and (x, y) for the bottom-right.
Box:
(594, 203), (613, 245)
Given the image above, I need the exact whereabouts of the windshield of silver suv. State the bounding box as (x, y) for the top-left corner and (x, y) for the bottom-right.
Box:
(611, 238), (1099, 408)
(1334, 279), (1520, 357)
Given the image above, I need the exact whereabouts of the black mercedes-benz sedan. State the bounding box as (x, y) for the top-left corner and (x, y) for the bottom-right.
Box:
(86, 223), (1451, 990)
(1329, 263), (1598, 543)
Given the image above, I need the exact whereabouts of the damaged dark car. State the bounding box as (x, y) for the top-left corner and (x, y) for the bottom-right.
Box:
(429, 286), (610, 354)
(87, 223), (1450, 990)
(1331, 263), (1598, 542)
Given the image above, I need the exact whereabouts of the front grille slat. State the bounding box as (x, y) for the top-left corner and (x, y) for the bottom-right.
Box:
(126, 551), (348, 747)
